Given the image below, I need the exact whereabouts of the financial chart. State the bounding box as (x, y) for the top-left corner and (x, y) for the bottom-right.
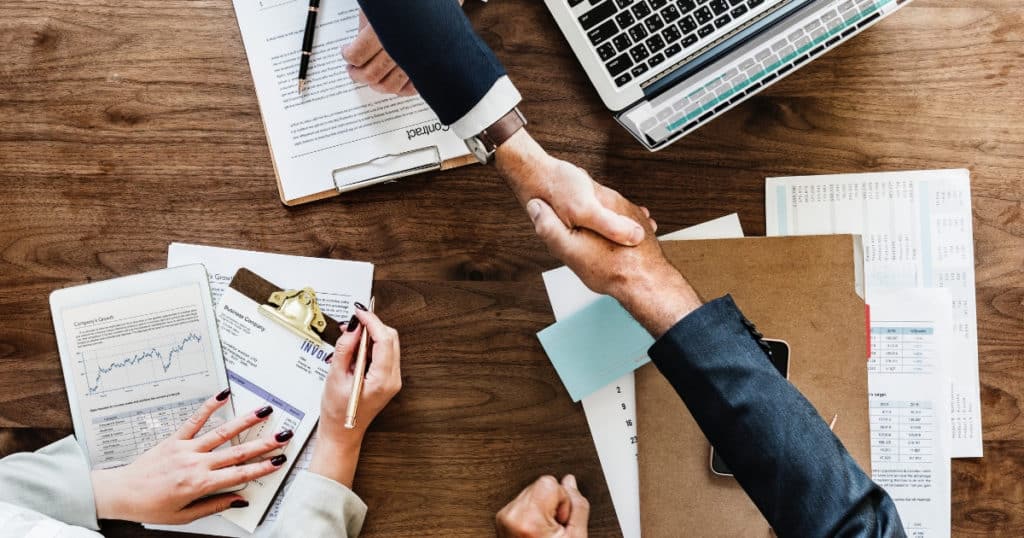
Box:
(77, 330), (211, 394)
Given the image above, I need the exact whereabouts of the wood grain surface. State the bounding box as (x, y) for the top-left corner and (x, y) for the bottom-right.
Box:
(1, 0), (1022, 536)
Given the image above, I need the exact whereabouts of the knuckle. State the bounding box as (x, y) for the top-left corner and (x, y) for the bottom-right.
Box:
(214, 424), (232, 442)
(536, 475), (559, 491)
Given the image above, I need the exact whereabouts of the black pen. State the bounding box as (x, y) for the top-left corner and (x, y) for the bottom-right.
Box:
(297, 0), (320, 93)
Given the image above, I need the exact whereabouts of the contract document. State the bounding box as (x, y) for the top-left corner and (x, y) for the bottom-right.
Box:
(766, 169), (982, 457)
(869, 289), (953, 537)
(541, 214), (744, 538)
(232, 0), (470, 203)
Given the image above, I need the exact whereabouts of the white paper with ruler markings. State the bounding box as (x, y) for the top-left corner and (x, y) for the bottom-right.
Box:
(766, 169), (981, 457)
(542, 214), (745, 538)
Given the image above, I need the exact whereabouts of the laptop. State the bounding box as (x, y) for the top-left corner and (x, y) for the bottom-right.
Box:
(544, 0), (910, 150)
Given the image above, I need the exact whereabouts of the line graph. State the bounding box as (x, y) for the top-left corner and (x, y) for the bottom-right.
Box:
(79, 331), (211, 394)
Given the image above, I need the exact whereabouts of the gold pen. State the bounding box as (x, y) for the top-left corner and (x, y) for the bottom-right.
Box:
(344, 297), (374, 429)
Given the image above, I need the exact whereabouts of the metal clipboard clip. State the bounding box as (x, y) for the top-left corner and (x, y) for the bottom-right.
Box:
(332, 145), (442, 193)
(258, 286), (328, 344)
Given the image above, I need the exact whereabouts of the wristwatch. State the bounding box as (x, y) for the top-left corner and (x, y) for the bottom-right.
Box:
(465, 107), (528, 165)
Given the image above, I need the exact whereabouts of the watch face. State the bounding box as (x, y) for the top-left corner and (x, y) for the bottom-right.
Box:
(466, 137), (490, 164)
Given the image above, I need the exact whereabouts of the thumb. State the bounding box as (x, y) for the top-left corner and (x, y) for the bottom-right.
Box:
(528, 199), (573, 259)
(561, 475), (590, 536)
(583, 202), (645, 247)
(332, 324), (363, 373)
(176, 494), (248, 523)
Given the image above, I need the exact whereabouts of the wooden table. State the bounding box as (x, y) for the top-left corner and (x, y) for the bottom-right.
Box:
(1, 0), (1021, 536)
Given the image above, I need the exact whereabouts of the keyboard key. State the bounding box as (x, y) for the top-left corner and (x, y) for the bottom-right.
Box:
(664, 42), (682, 57)
(648, 52), (666, 68)
(614, 72), (633, 86)
(728, 0), (744, 5)
(616, 11), (635, 27)
(694, 6), (713, 24)
(631, 63), (650, 77)
(629, 24), (649, 41)
(748, 0), (764, 7)
(644, 14), (665, 32)
(650, 0), (669, 8)
(615, 0), (635, 7)
(613, 33), (632, 51)
(605, 52), (634, 76)
(597, 42), (617, 60)
(579, 1), (617, 30)
(698, 24), (715, 38)
(682, 33), (699, 47)
(661, 5), (681, 22)
(679, 15), (697, 32)
(631, 2), (652, 18)
(677, 0), (697, 12)
(588, 19), (619, 45)
(709, 0), (730, 15)
(646, 34), (666, 52)
(714, 14), (731, 28)
(629, 43), (650, 62)
(662, 24), (683, 42)
(730, 4), (748, 17)
(569, 0), (586, 7)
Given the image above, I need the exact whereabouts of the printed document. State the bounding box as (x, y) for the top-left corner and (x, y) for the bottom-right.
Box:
(765, 169), (981, 457)
(868, 289), (953, 537)
(151, 244), (373, 536)
(232, 0), (469, 201)
(541, 214), (744, 538)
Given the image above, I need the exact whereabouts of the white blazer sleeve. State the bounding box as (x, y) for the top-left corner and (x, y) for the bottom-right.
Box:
(0, 436), (100, 530)
(265, 471), (368, 537)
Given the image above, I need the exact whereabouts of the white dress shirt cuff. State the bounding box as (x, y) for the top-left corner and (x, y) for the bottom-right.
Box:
(449, 75), (523, 140)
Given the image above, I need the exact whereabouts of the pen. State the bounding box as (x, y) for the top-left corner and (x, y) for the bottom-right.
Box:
(829, 412), (839, 431)
(344, 297), (374, 429)
(297, 0), (320, 93)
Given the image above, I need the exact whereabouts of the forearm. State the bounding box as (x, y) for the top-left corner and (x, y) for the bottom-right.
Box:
(494, 129), (555, 207)
(309, 437), (362, 489)
(0, 436), (100, 529)
(648, 296), (904, 536)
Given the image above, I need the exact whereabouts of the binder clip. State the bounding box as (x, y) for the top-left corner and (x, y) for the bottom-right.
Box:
(259, 287), (327, 343)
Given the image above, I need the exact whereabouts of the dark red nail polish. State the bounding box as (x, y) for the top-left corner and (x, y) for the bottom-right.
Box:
(271, 454), (287, 466)
(216, 388), (231, 401)
(230, 499), (249, 508)
(255, 406), (273, 418)
(275, 430), (294, 443)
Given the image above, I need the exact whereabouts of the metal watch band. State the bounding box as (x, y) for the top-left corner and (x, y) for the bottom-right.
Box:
(478, 108), (527, 152)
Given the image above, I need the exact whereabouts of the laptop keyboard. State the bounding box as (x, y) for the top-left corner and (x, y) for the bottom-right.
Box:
(572, 0), (785, 87)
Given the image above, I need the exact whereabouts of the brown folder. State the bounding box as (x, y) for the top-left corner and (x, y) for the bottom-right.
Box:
(637, 235), (869, 537)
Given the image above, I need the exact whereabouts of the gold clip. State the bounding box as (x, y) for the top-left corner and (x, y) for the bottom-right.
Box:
(258, 287), (327, 343)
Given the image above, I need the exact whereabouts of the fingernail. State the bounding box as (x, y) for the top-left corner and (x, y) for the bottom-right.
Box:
(347, 314), (361, 332)
(275, 430), (294, 443)
(271, 454), (287, 466)
(325, 352), (333, 364)
(354, 302), (367, 311)
(527, 199), (541, 221)
(216, 387), (231, 401)
(230, 499), (249, 508)
(564, 474), (578, 490)
(630, 226), (644, 245)
(255, 406), (274, 418)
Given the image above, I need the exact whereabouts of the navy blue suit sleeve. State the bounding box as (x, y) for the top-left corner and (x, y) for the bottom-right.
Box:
(355, 0), (507, 125)
(648, 295), (906, 538)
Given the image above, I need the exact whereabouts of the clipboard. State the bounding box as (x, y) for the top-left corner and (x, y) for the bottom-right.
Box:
(228, 267), (343, 345)
(271, 132), (479, 207)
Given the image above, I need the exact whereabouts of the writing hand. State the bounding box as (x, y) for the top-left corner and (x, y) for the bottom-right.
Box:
(342, 11), (417, 96)
(496, 475), (590, 538)
(91, 390), (290, 524)
(309, 308), (402, 488)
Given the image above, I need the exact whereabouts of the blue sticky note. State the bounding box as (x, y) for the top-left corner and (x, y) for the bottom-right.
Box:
(537, 295), (654, 402)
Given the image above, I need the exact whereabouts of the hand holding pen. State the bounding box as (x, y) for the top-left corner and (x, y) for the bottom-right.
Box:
(309, 301), (402, 488)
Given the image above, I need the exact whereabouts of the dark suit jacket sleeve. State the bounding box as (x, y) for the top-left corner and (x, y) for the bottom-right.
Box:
(648, 295), (906, 538)
(355, 0), (510, 127)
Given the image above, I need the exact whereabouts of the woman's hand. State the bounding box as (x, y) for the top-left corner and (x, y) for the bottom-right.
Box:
(91, 390), (292, 524)
(309, 308), (403, 488)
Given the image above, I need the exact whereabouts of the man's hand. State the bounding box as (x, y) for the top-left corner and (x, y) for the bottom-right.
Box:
(496, 129), (654, 247)
(342, 12), (417, 96)
(527, 196), (703, 337)
(496, 475), (590, 538)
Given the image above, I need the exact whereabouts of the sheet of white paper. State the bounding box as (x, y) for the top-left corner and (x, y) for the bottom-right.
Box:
(149, 243), (373, 536)
(765, 169), (981, 457)
(232, 0), (469, 201)
(868, 289), (953, 537)
(541, 213), (744, 538)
